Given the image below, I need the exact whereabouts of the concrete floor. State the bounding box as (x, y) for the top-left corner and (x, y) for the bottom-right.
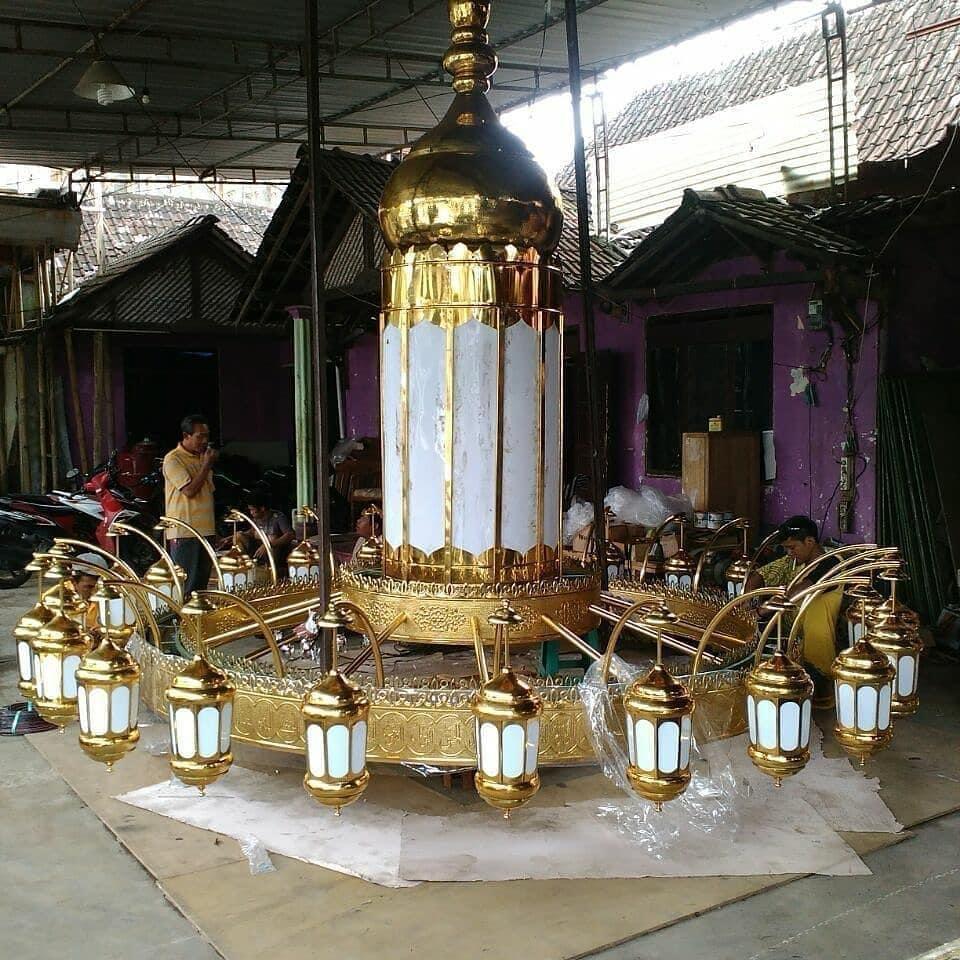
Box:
(1, 578), (958, 960)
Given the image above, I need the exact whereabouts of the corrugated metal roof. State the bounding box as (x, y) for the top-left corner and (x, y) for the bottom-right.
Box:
(606, 185), (870, 291)
(573, 0), (959, 184)
(0, 0), (783, 177)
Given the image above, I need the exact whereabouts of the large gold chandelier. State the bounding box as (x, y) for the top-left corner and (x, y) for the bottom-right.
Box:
(11, 0), (926, 829)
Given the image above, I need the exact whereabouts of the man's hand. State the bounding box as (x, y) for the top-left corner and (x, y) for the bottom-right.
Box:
(202, 446), (219, 468)
(253, 544), (267, 560)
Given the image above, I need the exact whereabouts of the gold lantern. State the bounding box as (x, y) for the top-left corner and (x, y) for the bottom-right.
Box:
(622, 602), (694, 810)
(663, 519), (695, 590)
(744, 597), (815, 786)
(473, 667), (543, 818)
(844, 582), (883, 646)
(724, 523), (752, 598)
(31, 586), (94, 728)
(15, 557), (54, 700)
(867, 569), (922, 718)
(92, 580), (137, 643)
(301, 602), (371, 814)
(355, 505), (384, 568)
(75, 637), (141, 770)
(287, 539), (323, 581)
(165, 593), (236, 792)
(219, 543), (256, 591)
(143, 560), (184, 612)
(832, 614), (896, 765)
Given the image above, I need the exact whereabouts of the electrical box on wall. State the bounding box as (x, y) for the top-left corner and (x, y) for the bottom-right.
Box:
(807, 299), (826, 330)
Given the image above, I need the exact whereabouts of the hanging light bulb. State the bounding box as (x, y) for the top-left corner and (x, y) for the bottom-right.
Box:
(301, 603), (371, 814)
(31, 585), (94, 728)
(75, 636), (141, 771)
(472, 601), (543, 818)
(165, 593), (236, 793)
(744, 595), (814, 786)
(663, 518), (695, 590)
(832, 602), (896, 766)
(622, 601), (694, 810)
(74, 58), (136, 105)
(15, 557), (54, 701)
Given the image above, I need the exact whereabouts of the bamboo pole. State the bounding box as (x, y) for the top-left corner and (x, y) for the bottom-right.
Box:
(15, 343), (30, 489)
(64, 329), (89, 474)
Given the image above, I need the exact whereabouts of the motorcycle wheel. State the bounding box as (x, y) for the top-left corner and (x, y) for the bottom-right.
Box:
(0, 565), (32, 589)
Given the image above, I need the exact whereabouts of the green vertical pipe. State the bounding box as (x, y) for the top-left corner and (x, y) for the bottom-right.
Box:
(293, 312), (316, 510)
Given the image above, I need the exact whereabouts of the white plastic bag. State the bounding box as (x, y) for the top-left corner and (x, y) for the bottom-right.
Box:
(562, 499), (595, 545)
(605, 485), (693, 527)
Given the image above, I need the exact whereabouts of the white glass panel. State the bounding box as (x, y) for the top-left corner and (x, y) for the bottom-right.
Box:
(107, 596), (124, 629)
(678, 574), (692, 590)
(746, 694), (758, 745)
(407, 321), (446, 556)
(306, 723), (326, 777)
(897, 654), (916, 697)
(837, 682), (856, 728)
(451, 319), (497, 557)
(800, 698), (812, 747)
(878, 683), (892, 731)
(17, 640), (32, 681)
(96, 597), (108, 627)
(542, 324), (561, 549)
(757, 698), (778, 749)
(149, 593), (160, 613)
(665, 574), (678, 589)
(326, 724), (350, 779)
(218, 701), (232, 752)
(501, 723), (525, 779)
(41, 654), (61, 701)
(727, 580), (737, 599)
(658, 721), (680, 774)
(846, 622), (856, 646)
(625, 710), (636, 764)
(110, 685), (131, 734)
(197, 706), (220, 758)
(381, 324), (403, 547)
(175, 707), (197, 759)
(679, 714), (692, 769)
(607, 564), (621, 582)
(88, 686), (109, 736)
(33, 653), (43, 697)
(128, 682), (140, 728)
(77, 685), (89, 734)
(501, 321), (538, 554)
(308, 564), (321, 577)
(122, 597), (137, 627)
(779, 700), (801, 751)
(635, 717), (656, 771)
(479, 721), (500, 778)
(168, 705), (178, 754)
(853, 621), (864, 642)
(524, 718), (540, 776)
(62, 655), (81, 699)
(350, 720), (367, 775)
(856, 685), (879, 732)
(223, 572), (235, 590)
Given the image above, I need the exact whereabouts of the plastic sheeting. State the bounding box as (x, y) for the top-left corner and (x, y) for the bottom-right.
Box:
(605, 485), (693, 527)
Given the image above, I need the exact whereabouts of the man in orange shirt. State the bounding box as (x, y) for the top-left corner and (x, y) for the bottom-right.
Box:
(163, 414), (218, 596)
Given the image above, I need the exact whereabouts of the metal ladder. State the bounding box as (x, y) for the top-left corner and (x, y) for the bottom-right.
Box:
(822, 3), (851, 200)
(588, 74), (610, 239)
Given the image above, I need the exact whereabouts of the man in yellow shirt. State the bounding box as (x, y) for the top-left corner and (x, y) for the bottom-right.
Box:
(163, 414), (218, 596)
(746, 515), (842, 707)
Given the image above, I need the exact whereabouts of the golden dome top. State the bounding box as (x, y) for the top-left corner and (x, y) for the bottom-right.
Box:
(378, 0), (563, 254)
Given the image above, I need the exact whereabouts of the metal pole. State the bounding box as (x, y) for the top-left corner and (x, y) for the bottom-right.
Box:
(564, 0), (608, 588)
(305, 0), (333, 649)
(291, 308), (316, 509)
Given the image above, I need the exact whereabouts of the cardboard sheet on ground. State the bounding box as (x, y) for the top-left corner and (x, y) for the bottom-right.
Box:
(117, 728), (898, 887)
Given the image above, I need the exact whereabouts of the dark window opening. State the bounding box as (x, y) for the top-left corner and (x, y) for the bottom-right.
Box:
(646, 308), (773, 475)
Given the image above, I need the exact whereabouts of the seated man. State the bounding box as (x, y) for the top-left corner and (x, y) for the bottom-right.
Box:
(45, 552), (107, 631)
(240, 493), (295, 566)
(745, 515), (842, 706)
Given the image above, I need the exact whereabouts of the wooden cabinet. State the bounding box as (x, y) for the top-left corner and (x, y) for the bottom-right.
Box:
(682, 431), (762, 537)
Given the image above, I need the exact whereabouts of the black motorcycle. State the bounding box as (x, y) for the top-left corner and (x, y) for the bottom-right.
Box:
(0, 508), (59, 588)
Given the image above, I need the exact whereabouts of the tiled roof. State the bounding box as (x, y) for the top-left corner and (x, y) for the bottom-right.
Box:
(557, 188), (628, 287)
(72, 192), (275, 283)
(811, 185), (960, 238)
(605, 185), (870, 290)
(568, 0), (960, 184)
(50, 215), (266, 330)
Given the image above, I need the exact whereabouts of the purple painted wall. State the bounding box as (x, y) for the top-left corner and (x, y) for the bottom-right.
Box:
(340, 253), (881, 542)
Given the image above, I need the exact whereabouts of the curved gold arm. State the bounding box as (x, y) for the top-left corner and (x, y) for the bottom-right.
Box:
(335, 599), (397, 687)
(599, 599), (661, 683)
(739, 527), (787, 589)
(197, 589), (285, 677)
(158, 516), (225, 589)
(637, 512), (686, 582)
(109, 521), (184, 605)
(226, 508), (278, 586)
(471, 616), (490, 683)
(785, 542), (883, 593)
(692, 517), (747, 592)
(52, 537), (141, 585)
